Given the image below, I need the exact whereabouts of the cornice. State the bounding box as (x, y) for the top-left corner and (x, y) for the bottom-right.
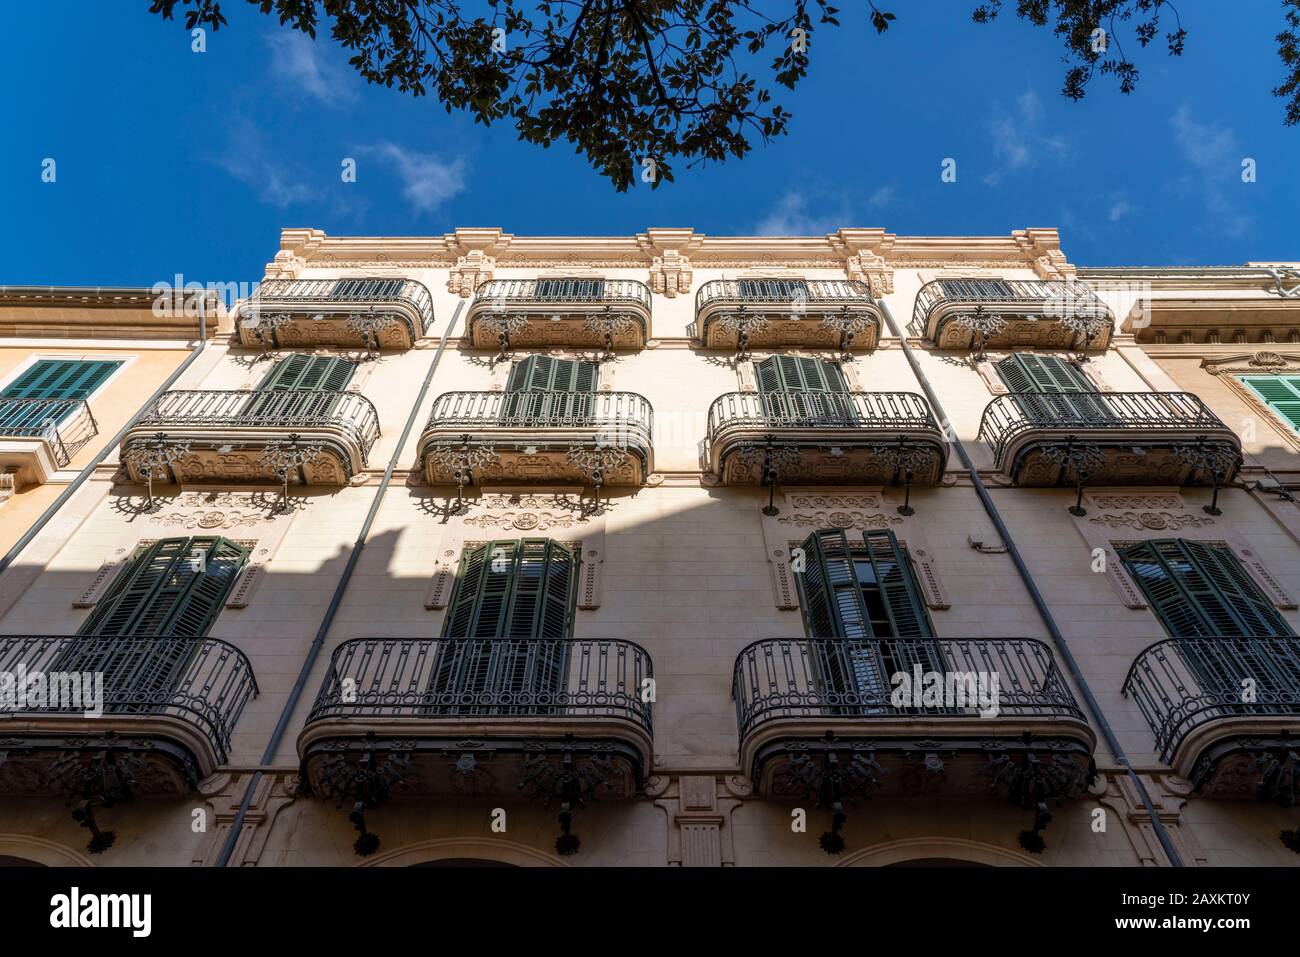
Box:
(0, 286), (219, 340)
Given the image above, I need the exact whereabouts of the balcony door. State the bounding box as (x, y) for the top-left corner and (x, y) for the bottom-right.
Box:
(797, 528), (941, 708)
(432, 539), (578, 714)
(737, 278), (810, 301)
(754, 356), (853, 424)
(244, 354), (356, 420)
(994, 354), (1111, 425)
(0, 358), (121, 431)
(66, 536), (249, 701)
(1119, 539), (1299, 703)
(501, 356), (598, 424)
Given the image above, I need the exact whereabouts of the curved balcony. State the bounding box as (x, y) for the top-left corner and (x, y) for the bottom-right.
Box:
(299, 638), (653, 801)
(911, 277), (1114, 351)
(465, 279), (652, 351)
(734, 637), (1094, 799)
(419, 390), (654, 486)
(236, 277), (434, 350)
(977, 392), (1241, 486)
(0, 397), (98, 486)
(1123, 637), (1300, 795)
(122, 389), (380, 486)
(0, 635), (257, 796)
(705, 391), (947, 485)
(695, 278), (881, 352)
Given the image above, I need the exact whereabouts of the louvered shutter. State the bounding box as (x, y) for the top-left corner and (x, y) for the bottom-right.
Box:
(859, 530), (942, 696)
(1120, 541), (1216, 636)
(503, 357), (597, 422)
(995, 355), (1091, 393)
(756, 357), (851, 422)
(1, 359), (122, 428)
(1183, 541), (1294, 637)
(799, 530), (869, 702)
(249, 355), (355, 419)
(1241, 376), (1300, 431)
(738, 278), (809, 300)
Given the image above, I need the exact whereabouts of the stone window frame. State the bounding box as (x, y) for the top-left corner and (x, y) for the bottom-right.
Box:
(1202, 352), (1300, 454)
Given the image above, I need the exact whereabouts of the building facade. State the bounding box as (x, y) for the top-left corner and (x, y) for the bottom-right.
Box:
(0, 230), (1297, 867)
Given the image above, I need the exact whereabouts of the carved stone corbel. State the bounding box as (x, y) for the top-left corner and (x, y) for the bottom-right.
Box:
(653, 774), (742, 867)
(1094, 770), (1206, 867)
(828, 228), (896, 297)
(443, 227), (511, 297)
(193, 771), (298, 867)
(636, 227), (702, 298)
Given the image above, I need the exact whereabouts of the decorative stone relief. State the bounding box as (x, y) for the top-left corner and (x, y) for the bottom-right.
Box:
(1013, 227), (1077, 280)
(0, 473), (13, 507)
(1094, 770), (1206, 868)
(149, 491), (294, 530)
(424, 549), (458, 610)
(459, 493), (598, 531)
(652, 774), (741, 867)
(75, 550), (132, 608)
(444, 228), (511, 297)
(193, 771), (298, 867)
(636, 228), (702, 298)
(828, 228), (895, 297)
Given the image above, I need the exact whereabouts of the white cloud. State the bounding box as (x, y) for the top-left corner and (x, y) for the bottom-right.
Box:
(1168, 105), (1250, 238)
(754, 191), (848, 235)
(984, 89), (1067, 185)
(265, 31), (359, 107)
(867, 185), (896, 209)
(359, 142), (467, 215)
(214, 119), (317, 208)
(1108, 199), (1131, 222)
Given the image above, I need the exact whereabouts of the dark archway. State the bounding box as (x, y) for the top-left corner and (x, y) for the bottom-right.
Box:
(884, 858), (992, 868)
(409, 858), (517, 867)
(0, 856), (46, 867)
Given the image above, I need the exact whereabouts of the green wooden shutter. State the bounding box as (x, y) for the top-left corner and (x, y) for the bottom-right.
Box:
(994, 355), (1091, 394)
(1120, 540), (1296, 638)
(3, 359), (122, 400)
(798, 530), (869, 639)
(255, 355), (356, 392)
(78, 536), (249, 638)
(759, 356), (847, 393)
(505, 356), (598, 392)
(1241, 376), (1300, 431)
(860, 531), (933, 639)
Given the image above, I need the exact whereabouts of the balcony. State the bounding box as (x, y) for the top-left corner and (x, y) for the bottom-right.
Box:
(911, 278), (1114, 351)
(704, 391), (947, 486)
(121, 389), (380, 486)
(0, 635), (257, 798)
(298, 638), (651, 854)
(465, 279), (652, 351)
(235, 278), (435, 350)
(695, 279), (881, 352)
(0, 398), (98, 486)
(977, 392), (1241, 487)
(419, 390), (654, 486)
(1123, 637), (1300, 796)
(734, 638), (1094, 800)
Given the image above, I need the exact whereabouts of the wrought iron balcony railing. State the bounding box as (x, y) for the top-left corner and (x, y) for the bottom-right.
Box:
(977, 391), (1232, 468)
(697, 278), (874, 310)
(306, 637), (653, 736)
(695, 279), (881, 351)
(427, 389), (653, 437)
(474, 278), (652, 309)
(134, 389), (381, 458)
(1122, 636), (1300, 765)
(466, 279), (652, 351)
(0, 397), (97, 468)
(707, 390), (936, 441)
(733, 637), (1085, 742)
(236, 277), (435, 347)
(911, 277), (1113, 350)
(0, 635), (258, 765)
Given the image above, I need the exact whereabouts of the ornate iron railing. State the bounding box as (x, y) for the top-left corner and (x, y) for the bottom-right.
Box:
(977, 391), (1230, 466)
(697, 278), (874, 312)
(910, 277), (1110, 335)
(0, 635), (258, 763)
(0, 398), (97, 467)
(240, 277), (435, 336)
(473, 278), (652, 310)
(707, 391), (938, 443)
(1122, 636), (1300, 763)
(733, 638), (1085, 740)
(427, 390), (653, 440)
(134, 389), (381, 458)
(306, 638), (653, 736)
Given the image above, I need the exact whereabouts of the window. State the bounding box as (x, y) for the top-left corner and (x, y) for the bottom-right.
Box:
(1119, 539), (1294, 638)
(502, 356), (598, 422)
(737, 278), (810, 300)
(246, 354), (356, 418)
(1240, 375), (1300, 433)
(328, 278), (405, 300)
(994, 354), (1110, 423)
(434, 540), (578, 712)
(533, 277), (606, 300)
(78, 537), (250, 638)
(796, 529), (940, 702)
(68, 537), (249, 698)
(0, 358), (122, 432)
(754, 356), (852, 422)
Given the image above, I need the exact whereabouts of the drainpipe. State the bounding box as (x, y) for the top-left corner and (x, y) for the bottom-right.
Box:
(216, 302), (462, 867)
(0, 302), (210, 579)
(877, 300), (1185, 867)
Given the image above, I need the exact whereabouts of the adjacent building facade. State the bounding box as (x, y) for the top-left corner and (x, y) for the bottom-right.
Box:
(0, 230), (1297, 867)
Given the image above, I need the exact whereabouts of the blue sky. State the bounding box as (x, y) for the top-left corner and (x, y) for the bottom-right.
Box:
(2, 1), (1297, 287)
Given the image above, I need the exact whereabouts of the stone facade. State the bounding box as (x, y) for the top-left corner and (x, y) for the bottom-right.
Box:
(0, 233), (1298, 867)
